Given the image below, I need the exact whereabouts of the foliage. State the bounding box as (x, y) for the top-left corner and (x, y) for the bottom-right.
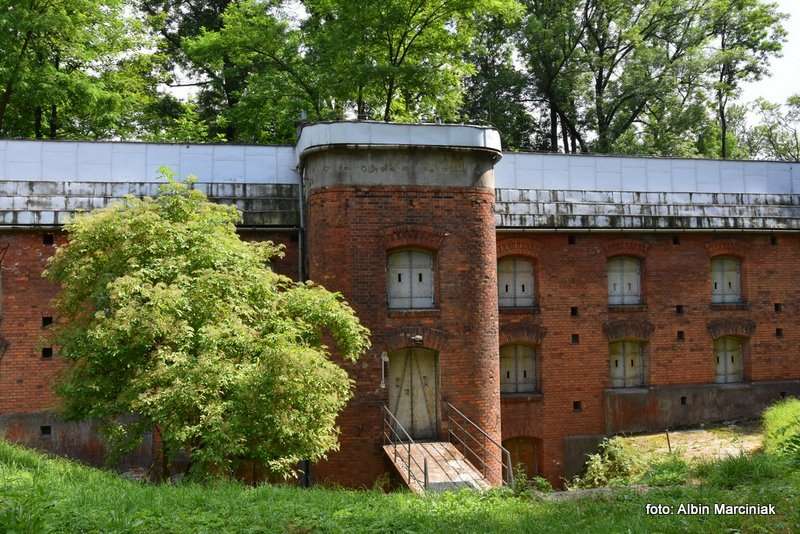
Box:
(707, 0), (787, 158)
(640, 452), (689, 487)
(2, 439), (800, 532)
(750, 96), (800, 161)
(43, 171), (370, 479)
(763, 397), (800, 461)
(698, 452), (790, 489)
(570, 437), (645, 488)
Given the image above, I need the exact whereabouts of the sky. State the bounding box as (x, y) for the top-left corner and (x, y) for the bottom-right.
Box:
(740, 0), (799, 104)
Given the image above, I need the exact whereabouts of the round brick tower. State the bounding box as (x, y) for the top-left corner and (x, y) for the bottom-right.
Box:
(298, 122), (503, 488)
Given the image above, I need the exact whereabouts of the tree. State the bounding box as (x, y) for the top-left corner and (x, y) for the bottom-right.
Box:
(0, 0), (150, 139)
(708, 0), (785, 158)
(461, 14), (547, 150)
(750, 96), (800, 162)
(44, 172), (371, 479)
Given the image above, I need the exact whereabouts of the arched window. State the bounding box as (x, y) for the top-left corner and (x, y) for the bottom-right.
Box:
(607, 256), (642, 305)
(498, 257), (535, 307)
(387, 249), (434, 309)
(711, 256), (742, 304)
(609, 340), (645, 387)
(714, 336), (744, 383)
(500, 344), (537, 393)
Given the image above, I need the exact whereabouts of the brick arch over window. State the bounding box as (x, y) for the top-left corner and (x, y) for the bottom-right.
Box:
(705, 239), (748, 258)
(603, 239), (648, 258)
(497, 238), (540, 260)
(382, 326), (449, 354)
(707, 318), (756, 340)
(603, 319), (654, 342)
(384, 225), (447, 252)
(499, 324), (547, 346)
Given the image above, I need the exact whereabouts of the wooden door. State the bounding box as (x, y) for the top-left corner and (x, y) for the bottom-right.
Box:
(388, 348), (438, 439)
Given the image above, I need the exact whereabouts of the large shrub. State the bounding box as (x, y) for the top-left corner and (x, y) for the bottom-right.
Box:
(763, 397), (800, 462)
(44, 171), (370, 479)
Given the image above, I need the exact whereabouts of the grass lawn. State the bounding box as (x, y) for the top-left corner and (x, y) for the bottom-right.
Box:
(1, 439), (799, 533)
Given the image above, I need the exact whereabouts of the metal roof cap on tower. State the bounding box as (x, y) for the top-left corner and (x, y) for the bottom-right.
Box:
(294, 121), (503, 166)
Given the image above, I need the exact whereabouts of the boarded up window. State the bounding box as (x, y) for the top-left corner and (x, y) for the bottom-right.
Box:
(498, 257), (535, 307)
(500, 344), (537, 393)
(388, 250), (434, 309)
(714, 336), (744, 383)
(609, 340), (645, 387)
(711, 256), (742, 304)
(608, 256), (642, 305)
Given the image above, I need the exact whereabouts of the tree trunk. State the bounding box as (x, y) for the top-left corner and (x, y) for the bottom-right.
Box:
(718, 87), (728, 159)
(0, 30), (34, 133)
(560, 112), (570, 154)
(383, 78), (396, 122)
(49, 104), (57, 138)
(549, 104), (558, 152)
(34, 106), (43, 138)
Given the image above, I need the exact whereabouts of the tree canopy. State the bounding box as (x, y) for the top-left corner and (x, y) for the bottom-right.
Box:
(44, 173), (371, 478)
(0, 0), (790, 158)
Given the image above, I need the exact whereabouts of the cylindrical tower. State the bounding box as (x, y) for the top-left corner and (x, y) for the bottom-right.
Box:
(299, 122), (503, 487)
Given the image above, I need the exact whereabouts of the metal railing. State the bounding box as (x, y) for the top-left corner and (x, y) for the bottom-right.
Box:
(382, 406), (428, 491)
(445, 402), (514, 487)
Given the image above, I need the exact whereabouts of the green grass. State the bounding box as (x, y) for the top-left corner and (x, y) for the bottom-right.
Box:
(763, 397), (800, 460)
(2, 441), (800, 533)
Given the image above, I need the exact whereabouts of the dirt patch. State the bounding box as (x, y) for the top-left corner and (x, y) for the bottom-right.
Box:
(621, 420), (762, 462)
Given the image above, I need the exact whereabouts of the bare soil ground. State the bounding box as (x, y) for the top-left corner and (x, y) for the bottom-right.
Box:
(621, 419), (763, 461)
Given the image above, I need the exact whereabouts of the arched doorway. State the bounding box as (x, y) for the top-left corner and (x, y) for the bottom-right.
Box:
(503, 437), (541, 479)
(387, 348), (438, 440)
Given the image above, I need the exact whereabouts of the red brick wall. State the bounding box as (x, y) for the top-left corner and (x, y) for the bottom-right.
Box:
(497, 232), (800, 485)
(0, 231), (65, 414)
(306, 185), (501, 487)
(239, 230), (301, 281)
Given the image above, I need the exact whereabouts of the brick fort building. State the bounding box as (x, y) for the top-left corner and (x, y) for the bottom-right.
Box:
(1, 122), (799, 489)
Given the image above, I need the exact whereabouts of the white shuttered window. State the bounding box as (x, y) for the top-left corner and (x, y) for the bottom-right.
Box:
(608, 256), (642, 305)
(609, 341), (645, 387)
(498, 257), (535, 307)
(711, 256), (742, 304)
(500, 344), (537, 393)
(714, 337), (744, 383)
(388, 250), (434, 309)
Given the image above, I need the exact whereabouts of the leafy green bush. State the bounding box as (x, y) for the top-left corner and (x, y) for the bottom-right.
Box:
(763, 397), (800, 462)
(641, 453), (689, 487)
(699, 452), (789, 489)
(569, 437), (645, 488)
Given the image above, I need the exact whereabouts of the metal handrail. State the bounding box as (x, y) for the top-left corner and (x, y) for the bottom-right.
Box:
(445, 402), (514, 486)
(382, 406), (428, 490)
(382, 406), (463, 491)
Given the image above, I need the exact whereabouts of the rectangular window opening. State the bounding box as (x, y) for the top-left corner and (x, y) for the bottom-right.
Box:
(42, 316), (53, 328)
(42, 233), (54, 246)
(40, 425), (52, 437)
(776, 328), (784, 338)
(770, 235), (778, 246)
(677, 331), (685, 341)
(568, 235), (576, 245)
(571, 334), (580, 344)
(775, 303), (783, 313)
(680, 396), (687, 406)
(675, 305), (684, 315)
(572, 401), (582, 412)
(672, 235), (680, 245)
(42, 347), (53, 359)
(570, 306), (578, 316)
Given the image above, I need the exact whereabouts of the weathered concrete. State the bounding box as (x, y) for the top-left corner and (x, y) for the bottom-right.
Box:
(604, 380), (800, 434)
(302, 147), (498, 191)
(562, 435), (606, 479)
(0, 181), (300, 227)
(0, 411), (154, 470)
(496, 189), (800, 230)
